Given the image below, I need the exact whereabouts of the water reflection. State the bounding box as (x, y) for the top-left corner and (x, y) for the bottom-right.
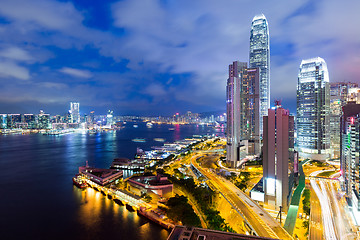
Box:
(1, 124), (218, 240)
(73, 185), (171, 240)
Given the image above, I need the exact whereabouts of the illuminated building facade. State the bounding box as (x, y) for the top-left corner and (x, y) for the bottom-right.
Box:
(296, 57), (330, 160)
(263, 104), (294, 211)
(330, 82), (358, 159)
(106, 110), (114, 128)
(126, 174), (173, 199)
(226, 61), (260, 168)
(37, 112), (50, 129)
(249, 14), (270, 136)
(340, 103), (360, 215)
(7, 114), (21, 129)
(70, 102), (80, 123)
(23, 114), (36, 129)
(0, 114), (7, 129)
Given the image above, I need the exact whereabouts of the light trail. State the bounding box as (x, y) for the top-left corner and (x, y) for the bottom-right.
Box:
(310, 179), (337, 240)
(329, 182), (346, 239)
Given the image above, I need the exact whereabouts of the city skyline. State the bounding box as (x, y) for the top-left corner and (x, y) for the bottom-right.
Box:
(0, 0), (359, 115)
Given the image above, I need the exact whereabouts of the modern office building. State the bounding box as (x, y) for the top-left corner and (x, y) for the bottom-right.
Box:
(241, 68), (261, 153)
(340, 102), (360, 217)
(37, 111), (50, 129)
(70, 102), (80, 123)
(249, 14), (270, 136)
(6, 114), (21, 129)
(106, 110), (114, 128)
(0, 114), (7, 129)
(263, 104), (294, 211)
(330, 82), (358, 159)
(23, 114), (36, 129)
(226, 61), (260, 168)
(348, 87), (360, 103)
(296, 57), (330, 160)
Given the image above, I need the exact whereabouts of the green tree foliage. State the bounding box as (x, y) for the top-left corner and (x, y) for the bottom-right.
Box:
(241, 172), (250, 181)
(173, 168), (184, 179)
(302, 188), (311, 215)
(166, 195), (201, 227)
(235, 181), (247, 191)
(166, 175), (234, 232)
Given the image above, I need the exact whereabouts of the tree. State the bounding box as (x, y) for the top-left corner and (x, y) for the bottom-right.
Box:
(166, 195), (201, 227)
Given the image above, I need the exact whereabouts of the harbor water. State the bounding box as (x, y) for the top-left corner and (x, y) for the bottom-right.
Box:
(0, 122), (223, 240)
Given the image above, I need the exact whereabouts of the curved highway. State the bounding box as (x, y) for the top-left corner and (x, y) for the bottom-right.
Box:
(191, 154), (293, 240)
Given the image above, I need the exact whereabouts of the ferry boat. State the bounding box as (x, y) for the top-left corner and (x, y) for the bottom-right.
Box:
(154, 138), (165, 142)
(146, 122), (153, 128)
(72, 174), (87, 189)
(133, 124), (138, 128)
(132, 138), (146, 143)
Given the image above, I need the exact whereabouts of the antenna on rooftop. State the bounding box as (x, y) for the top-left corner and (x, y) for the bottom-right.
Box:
(274, 99), (282, 108)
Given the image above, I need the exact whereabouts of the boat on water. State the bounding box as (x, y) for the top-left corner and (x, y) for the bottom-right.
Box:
(154, 138), (165, 142)
(132, 138), (146, 143)
(72, 174), (87, 189)
(146, 122), (153, 128)
(168, 128), (175, 130)
(133, 124), (138, 128)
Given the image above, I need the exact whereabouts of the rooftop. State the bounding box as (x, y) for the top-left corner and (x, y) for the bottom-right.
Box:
(167, 226), (278, 240)
(129, 174), (172, 186)
(252, 13), (266, 22)
(79, 166), (121, 179)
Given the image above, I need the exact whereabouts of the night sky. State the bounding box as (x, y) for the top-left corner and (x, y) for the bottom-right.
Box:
(0, 0), (359, 116)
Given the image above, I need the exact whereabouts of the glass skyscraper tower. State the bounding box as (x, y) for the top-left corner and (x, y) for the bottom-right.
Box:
(70, 102), (80, 124)
(249, 14), (270, 136)
(296, 57), (330, 160)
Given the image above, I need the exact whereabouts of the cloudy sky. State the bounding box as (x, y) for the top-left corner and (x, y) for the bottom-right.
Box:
(0, 0), (359, 116)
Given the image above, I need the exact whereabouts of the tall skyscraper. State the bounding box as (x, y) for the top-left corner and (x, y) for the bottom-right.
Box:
(340, 102), (360, 214)
(106, 110), (114, 128)
(23, 114), (36, 129)
(296, 57), (330, 160)
(0, 114), (7, 129)
(70, 102), (80, 124)
(330, 82), (358, 159)
(263, 103), (294, 211)
(37, 111), (50, 129)
(249, 14), (270, 136)
(6, 114), (21, 129)
(226, 61), (260, 168)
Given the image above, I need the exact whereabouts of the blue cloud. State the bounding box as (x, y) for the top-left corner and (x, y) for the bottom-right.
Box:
(0, 0), (359, 116)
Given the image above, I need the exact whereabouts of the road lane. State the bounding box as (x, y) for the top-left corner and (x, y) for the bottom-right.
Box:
(191, 154), (293, 240)
(310, 179), (337, 240)
(309, 185), (323, 240)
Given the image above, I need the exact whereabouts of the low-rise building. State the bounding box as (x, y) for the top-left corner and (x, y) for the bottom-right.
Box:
(111, 158), (149, 170)
(79, 166), (123, 186)
(126, 174), (173, 199)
